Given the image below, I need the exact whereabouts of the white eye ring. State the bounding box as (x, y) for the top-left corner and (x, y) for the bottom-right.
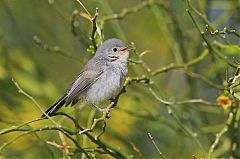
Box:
(112, 47), (118, 52)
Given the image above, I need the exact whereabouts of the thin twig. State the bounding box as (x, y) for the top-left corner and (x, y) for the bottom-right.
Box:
(184, 69), (226, 90)
(12, 78), (59, 126)
(149, 88), (218, 106)
(11, 79), (90, 158)
(46, 140), (71, 154)
(70, 8), (101, 51)
(207, 112), (234, 159)
(210, 27), (240, 37)
(130, 142), (144, 159)
(165, 106), (207, 155)
(79, 103), (113, 134)
(151, 49), (209, 76)
(147, 133), (166, 159)
(90, 8), (99, 51)
(132, 43), (152, 73)
(75, 0), (91, 16)
(53, 113), (127, 158)
(33, 35), (82, 63)
(100, 0), (167, 23)
(185, 0), (238, 68)
(95, 121), (106, 140)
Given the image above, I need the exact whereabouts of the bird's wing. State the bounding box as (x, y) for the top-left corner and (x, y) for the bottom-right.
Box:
(65, 68), (105, 106)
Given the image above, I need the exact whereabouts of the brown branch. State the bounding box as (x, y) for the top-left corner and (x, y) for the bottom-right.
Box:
(130, 142), (144, 159)
(75, 0), (91, 16)
(46, 139), (71, 155)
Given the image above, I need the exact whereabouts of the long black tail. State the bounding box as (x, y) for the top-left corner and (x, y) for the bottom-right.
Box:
(41, 96), (66, 118)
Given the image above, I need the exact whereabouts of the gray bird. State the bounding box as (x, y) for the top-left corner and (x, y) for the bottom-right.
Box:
(42, 38), (129, 117)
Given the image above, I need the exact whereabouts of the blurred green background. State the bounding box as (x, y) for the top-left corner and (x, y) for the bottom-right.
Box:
(0, 0), (239, 159)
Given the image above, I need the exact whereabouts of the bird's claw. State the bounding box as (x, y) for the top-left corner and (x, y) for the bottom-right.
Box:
(104, 108), (110, 114)
(103, 108), (111, 118)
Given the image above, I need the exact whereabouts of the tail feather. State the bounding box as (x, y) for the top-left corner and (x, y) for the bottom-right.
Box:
(41, 96), (66, 118)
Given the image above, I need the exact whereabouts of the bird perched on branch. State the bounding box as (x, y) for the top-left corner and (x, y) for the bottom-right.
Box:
(42, 38), (129, 117)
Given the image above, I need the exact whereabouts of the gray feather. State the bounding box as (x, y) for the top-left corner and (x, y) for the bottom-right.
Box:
(42, 38), (129, 117)
(65, 69), (105, 106)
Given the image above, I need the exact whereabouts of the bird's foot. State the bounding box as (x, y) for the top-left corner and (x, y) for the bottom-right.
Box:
(92, 104), (111, 118)
(93, 106), (110, 118)
(99, 108), (111, 118)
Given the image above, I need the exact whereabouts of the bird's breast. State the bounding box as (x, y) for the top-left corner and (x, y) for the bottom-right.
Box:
(85, 64), (127, 104)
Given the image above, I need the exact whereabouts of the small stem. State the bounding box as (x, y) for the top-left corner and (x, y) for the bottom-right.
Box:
(185, 0), (238, 68)
(147, 132), (166, 159)
(207, 112), (233, 159)
(75, 0), (91, 16)
(90, 8), (99, 51)
(149, 88), (218, 106)
(151, 49), (209, 76)
(12, 79), (59, 126)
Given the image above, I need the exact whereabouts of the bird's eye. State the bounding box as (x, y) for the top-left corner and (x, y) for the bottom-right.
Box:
(112, 47), (118, 52)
